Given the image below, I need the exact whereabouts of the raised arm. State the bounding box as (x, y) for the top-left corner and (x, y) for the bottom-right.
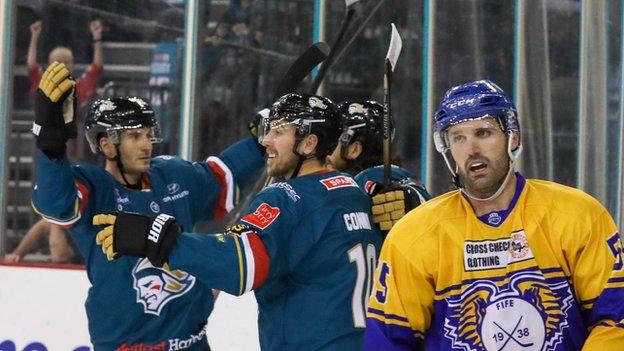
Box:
(89, 20), (103, 68)
(27, 20), (42, 68)
(31, 62), (84, 225)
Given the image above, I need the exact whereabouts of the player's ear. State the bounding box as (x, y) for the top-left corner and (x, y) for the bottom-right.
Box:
(99, 136), (117, 159)
(299, 134), (319, 156)
(347, 141), (363, 160)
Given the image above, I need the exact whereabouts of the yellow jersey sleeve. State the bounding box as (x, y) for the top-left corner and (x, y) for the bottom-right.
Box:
(364, 214), (436, 350)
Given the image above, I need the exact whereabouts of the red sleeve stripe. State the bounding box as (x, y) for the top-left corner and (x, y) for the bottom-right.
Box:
(240, 231), (270, 292)
(207, 156), (235, 220)
(75, 181), (90, 213)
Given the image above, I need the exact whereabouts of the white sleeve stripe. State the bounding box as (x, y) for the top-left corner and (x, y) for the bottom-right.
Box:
(239, 232), (256, 294)
(31, 200), (82, 226)
(206, 156), (235, 213)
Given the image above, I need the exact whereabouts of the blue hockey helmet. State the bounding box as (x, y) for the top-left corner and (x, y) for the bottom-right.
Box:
(433, 80), (519, 153)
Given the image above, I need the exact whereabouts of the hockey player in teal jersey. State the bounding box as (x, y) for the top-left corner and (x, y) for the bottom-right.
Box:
(326, 100), (430, 233)
(30, 62), (265, 350)
(365, 80), (624, 350)
(94, 93), (382, 351)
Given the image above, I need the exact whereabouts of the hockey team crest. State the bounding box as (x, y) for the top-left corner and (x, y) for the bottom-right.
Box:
(443, 270), (574, 351)
(132, 259), (196, 316)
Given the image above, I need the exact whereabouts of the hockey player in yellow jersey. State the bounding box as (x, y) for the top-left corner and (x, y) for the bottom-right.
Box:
(364, 79), (624, 350)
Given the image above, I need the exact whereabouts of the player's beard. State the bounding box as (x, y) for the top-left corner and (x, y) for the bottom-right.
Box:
(458, 153), (511, 198)
(267, 152), (299, 179)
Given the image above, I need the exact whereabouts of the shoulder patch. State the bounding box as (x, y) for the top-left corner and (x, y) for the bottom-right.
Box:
(241, 203), (281, 230)
(320, 175), (358, 190)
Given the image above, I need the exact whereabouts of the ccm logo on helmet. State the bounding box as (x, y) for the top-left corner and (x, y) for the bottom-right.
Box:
(447, 97), (476, 109)
(148, 214), (174, 243)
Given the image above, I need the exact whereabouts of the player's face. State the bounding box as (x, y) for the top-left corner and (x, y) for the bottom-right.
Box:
(325, 144), (347, 171)
(447, 117), (510, 197)
(262, 122), (299, 178)
(118, 127), (154, 175)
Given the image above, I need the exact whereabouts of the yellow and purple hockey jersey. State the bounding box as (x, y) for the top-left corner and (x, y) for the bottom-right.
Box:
(365, 173), (624, 350)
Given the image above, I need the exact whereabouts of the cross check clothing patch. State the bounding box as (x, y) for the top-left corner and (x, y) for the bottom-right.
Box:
(464, 230), (534, 271)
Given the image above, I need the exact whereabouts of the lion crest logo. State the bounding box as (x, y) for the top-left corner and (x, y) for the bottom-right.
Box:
(132, 259), (196, 316)
(444, 270), (574, 351)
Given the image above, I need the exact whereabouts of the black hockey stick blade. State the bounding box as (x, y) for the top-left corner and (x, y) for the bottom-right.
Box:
(309, 0), (361, 94)
(273, 42), (330, 100)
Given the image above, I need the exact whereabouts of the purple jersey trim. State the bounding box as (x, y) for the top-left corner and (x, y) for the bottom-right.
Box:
(367, 307), (410, 323)
(364, 317), (422, 351)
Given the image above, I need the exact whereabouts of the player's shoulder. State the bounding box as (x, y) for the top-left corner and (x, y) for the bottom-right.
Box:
(525, 178), (606, 214)
(354, 164), (411, 187)
(72, 162), (110, 183)
(262, 180), (303, 204)
(150, 155), (188, 168)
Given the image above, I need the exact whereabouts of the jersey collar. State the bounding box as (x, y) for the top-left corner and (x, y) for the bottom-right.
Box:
(476, 172), (525, 227)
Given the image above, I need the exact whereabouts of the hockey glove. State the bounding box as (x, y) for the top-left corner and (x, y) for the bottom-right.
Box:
(33, 61), (77, 159)
(368, 181), (428, 236)
(93, 212), (181, 267)
(248, 108), (269, 154)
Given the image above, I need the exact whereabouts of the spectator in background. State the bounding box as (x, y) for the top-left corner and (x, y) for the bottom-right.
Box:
(27, 19), (103, 110)
(3, 218), (82, 264)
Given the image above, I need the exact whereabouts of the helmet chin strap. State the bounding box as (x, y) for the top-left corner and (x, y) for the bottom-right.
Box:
(288, 140), (316, 180)
(107, 145), (143, 189)
(442, 132), (523, 202)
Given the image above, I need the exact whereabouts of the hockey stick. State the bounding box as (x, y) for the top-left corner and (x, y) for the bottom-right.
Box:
(330, 0), (386, 72)
(273, 42), (330, 100)
(383, 24), (402, 185)
(309, 0), (361, 94)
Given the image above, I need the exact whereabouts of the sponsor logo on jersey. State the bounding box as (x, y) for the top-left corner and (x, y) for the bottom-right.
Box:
(487, 212), (502, 225)
(241, 203), (280, 230)
(132, 259), (196, 316)
(116, 325), (206, 350)
(320, 175), (358, 190)
(444, 270), (574, 351)
(343, 212), (372, 231)
(463, 230), (534, 271)
(268, 182), (300, 202)
(114, 188), (130, 205)
(150, 201), (160, 213)
(167, 183), (180, 194)
(162, 184), (189, 203)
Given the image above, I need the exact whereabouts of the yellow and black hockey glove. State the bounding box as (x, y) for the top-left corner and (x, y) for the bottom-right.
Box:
(368, 181), (427, 236)
(33, 61), (77, 159)
(94, 212), (181, 267)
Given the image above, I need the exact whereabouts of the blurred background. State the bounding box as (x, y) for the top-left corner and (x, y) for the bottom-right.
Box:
(0, 0), (622, 263)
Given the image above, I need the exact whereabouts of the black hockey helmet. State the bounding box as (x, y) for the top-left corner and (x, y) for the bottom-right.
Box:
(336, 100), (392, 169)
(85, 97), (162, 153)
(260, 93), (341, 159)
